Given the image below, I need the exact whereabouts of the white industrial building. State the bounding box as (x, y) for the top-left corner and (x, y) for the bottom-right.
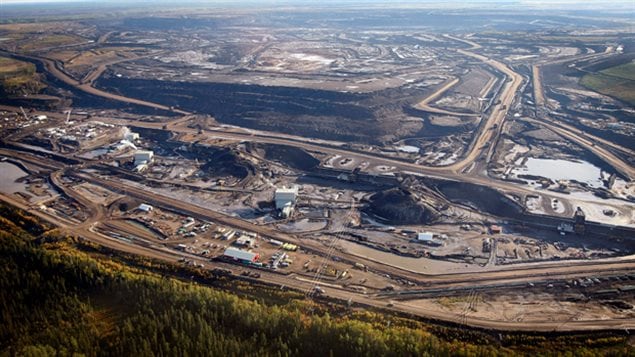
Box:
(137, 203), (154, 212)
(134, 150), (154, 165)
(133, 150), (154, 172)
(275, 186), (298, 208)
(223, 247), (259, 263)
(275, 186), (299, 218)
(417, 232), (434, 242)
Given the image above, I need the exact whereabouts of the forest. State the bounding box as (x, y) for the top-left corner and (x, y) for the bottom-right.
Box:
(0, 203), (633, 356)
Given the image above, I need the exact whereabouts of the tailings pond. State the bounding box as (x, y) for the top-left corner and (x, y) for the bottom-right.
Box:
(512, 158), (606, 188)
(0, 162), (28, 196)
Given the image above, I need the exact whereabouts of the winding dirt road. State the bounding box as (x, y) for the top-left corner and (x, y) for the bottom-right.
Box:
(414, 77), (479, 117)
(4, 51), (191, 115)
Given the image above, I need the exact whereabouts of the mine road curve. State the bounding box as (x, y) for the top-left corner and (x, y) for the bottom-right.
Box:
(446, 47), (524, 173)
(44, 57), (191, 115)
(49, 169), (107, 229)
(414, 77), (479, 117)
(532, 44), (618, 112)
(0, 51), (190, 116)
(80, 52), (160, 85)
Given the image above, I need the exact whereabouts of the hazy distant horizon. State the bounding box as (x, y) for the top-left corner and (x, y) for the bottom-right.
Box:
(2, 0), (634, 5)
(1, 0), (634, 16)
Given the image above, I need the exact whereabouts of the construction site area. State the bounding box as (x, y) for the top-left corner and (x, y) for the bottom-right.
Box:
(0, 4), (634, 333)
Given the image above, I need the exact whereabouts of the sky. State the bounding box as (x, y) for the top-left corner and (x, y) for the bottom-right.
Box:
(0, 0), (630, 2)
(1, 0), (634, 8)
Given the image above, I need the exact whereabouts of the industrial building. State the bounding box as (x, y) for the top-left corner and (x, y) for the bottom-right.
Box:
(275, 186), (299, 218)
(133, 150), (154, 172)
(134, 150), (154, 165)
(417, 232), (434, 242)
(234, 235), (255, 248)
(137, 203), (154, 212)
(223, 247), (260, 263)
(275, 186), (298, 208)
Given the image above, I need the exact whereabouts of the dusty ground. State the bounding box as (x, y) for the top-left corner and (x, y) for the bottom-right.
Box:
(401, 291), (635, 324)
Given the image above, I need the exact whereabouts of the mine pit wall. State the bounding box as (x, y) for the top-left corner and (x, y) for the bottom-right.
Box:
(479, 68), (506, 114)
(91, 164), (145, 183)
(129, 126), (175, 143)
(307, 167), (635, 239)
(89, 165), (246, 194)
(413, 174), (635, 239)
(507, 211), (635, 241)
(482, 82), (500, 113)
(544, 88), (634, 151)
(307, 166), (400, 187)
(95, 75), (377, 142)
(0, 141), (80, 166)
(7, 133), (633, 241)
(429, 178), (635, 239)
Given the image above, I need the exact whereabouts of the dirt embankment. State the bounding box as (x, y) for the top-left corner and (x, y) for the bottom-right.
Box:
(247, 143), (320, 171)
(429, 180), (524, 219)
(191, 146), (254, 179)
(364, 188), (438, 225)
